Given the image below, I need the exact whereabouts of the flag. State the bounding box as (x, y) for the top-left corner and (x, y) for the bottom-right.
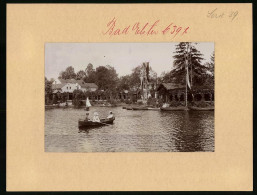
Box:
(186, 64), (191, 89)
(146, 62), (150, 82)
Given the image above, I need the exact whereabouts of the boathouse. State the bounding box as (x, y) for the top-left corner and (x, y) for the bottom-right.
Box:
(156, 83), (214, 103)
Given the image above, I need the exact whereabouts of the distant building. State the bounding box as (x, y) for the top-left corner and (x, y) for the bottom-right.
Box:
(156, 83), (214, 103)
(51, 78), (98, 100)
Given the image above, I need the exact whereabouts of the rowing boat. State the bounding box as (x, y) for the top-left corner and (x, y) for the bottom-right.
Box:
(160, 107), (187, 111)
(132, 107), (148, 110)
(78, 117), (115, 129)
(189, 106), (214, 111)
(147, 107), (160, 111)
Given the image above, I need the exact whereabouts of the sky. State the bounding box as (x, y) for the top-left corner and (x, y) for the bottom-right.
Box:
(45, 42), (214, 80)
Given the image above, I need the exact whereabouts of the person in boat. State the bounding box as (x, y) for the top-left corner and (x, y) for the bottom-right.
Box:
(84, 112), (90, 121)
(92, 112), (100, 122)
(107, 111), (114, 119)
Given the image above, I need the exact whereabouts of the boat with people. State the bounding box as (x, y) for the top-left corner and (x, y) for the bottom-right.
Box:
(79, 111), (115, 129)
(78, 117), (115, 129)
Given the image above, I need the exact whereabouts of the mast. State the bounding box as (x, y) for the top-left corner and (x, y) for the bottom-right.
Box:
(185, 43), (190, 110)
(190, 45), (192, 87)
(185, 70), (187, 108)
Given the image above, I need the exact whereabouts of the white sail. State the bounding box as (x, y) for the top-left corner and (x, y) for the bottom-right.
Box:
(86, 97), (91, 107)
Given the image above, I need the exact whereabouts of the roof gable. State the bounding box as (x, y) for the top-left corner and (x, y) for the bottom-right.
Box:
(58, 78), (77, 84)
(157, 83), (214, 91)
(52, 83), (66, 90)
(56, 79), (98, 89)
(76, 80), (98, 89)
(157, 83), (184, 91)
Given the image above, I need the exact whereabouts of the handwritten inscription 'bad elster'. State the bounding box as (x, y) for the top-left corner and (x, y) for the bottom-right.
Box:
(103, 17), (190, 38)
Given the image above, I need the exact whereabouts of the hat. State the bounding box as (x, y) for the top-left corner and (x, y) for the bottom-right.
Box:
(109, 111), (112, 114)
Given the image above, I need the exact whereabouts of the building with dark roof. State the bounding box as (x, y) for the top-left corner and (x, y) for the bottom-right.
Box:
(51, 78), (98, 100)
(157, 82), (214, 103)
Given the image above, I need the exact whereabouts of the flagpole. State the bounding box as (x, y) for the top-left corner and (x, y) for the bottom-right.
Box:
(190, 45), (192, 87)
(185, 43), (189, 110)
(185, 68), (187, 109)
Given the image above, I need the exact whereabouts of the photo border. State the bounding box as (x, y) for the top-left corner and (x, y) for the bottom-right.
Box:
(1, 0), (255, 193)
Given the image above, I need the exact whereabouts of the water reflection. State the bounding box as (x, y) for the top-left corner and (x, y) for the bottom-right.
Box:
(45, 107), (214, 152)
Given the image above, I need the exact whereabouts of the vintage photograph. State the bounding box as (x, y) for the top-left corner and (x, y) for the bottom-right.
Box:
(45, 42), (214, 152)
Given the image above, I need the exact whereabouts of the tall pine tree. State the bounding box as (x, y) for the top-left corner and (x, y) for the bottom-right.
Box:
(170, 42), (207, 86)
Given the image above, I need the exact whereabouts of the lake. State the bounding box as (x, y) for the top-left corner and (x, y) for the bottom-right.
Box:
(45, 106), (214, 152)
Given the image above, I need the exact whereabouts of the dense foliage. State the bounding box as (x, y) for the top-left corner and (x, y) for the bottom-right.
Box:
(159, 42), (213, 87)
(46, 43), (214, 106)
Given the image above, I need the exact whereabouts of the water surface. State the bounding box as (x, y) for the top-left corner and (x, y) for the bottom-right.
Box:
(45, 107), (214, 152)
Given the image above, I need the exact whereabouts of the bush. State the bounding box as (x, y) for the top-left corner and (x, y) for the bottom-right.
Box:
(108, 99), (118, 106)
(137, 101), (143, 105)
(147, 98), (158, 107)
(72, 90), (84, 108)
(53, 95), (58, 104)
(124, 99), (132, 104)
(192, 101), (210, 107)
(169, 101), (181, 107)
(61, 92), (69, 103)
(157, 99), (163, 107)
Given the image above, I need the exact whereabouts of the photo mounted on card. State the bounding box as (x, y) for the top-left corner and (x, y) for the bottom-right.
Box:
(7, 3), (252, 191)
(45, 42), (214, 152)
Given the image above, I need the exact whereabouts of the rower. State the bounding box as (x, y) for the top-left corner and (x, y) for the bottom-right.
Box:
(84, 112), (90, 121)
(107, 111), (114, 119)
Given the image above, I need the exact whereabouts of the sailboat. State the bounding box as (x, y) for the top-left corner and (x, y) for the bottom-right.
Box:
(85, 97), (91, 111)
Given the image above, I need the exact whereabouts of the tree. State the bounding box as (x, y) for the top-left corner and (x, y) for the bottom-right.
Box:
(86, 63), (94, 76)
(106, 65), (119, 88)
(129, 64), (157, 90)
(129, 66), (142, 89)
(204, 52), (215, 86)
(118, 75), (131, 91)
(61, 92), (69, 103)
(158, 71), (172, 83)
(59, 66), (76, 79)
(72, 89), (85, 108)
(45, 77), (52, 95)
(45, 77), (53, 104)
(170, 42), (207, 86)
(208, 52), (214, 75)
(76, 70), (86, 80)
(83, 63), (96, 83)
(95, 65), (119, 91)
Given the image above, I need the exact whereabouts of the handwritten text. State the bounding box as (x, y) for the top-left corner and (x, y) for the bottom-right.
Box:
(103, 17), (190, 38)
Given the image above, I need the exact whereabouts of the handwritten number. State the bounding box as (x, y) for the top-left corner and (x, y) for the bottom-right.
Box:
(207, 8), (239, 22)
(229, 11), (238, 21)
